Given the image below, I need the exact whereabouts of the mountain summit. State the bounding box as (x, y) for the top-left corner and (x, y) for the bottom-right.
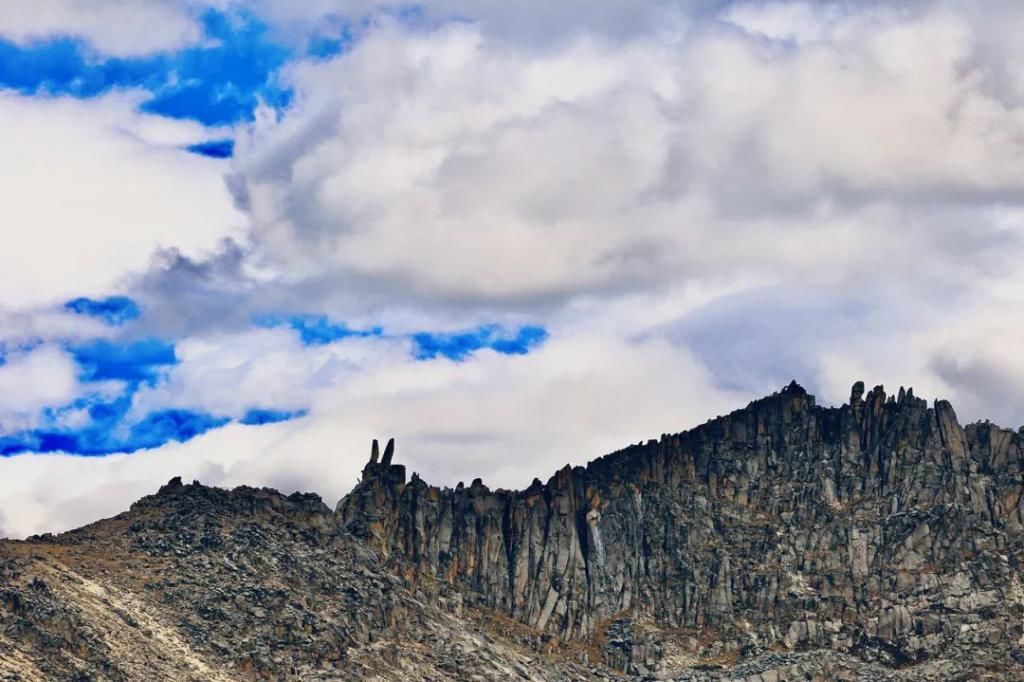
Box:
(3, 382), (1024, 680)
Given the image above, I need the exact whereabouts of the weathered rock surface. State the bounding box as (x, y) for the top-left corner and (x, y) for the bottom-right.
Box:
(1, 480), (604, 680)
(3, 381), (1024, 680)
(337, 382), (1024, 679)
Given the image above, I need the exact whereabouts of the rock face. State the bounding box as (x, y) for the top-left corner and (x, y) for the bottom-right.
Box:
(337, 382), (1024, 678)
(1, 480), (604, 680)
(4, 381), (1024, 680)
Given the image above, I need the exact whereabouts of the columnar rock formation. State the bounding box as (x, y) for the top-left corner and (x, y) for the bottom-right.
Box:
(337, 381), (1024, 675)
(4, 381), (1024, 679)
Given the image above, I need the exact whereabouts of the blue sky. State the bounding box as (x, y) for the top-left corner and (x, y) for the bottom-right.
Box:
(0, 294), (550, 456)
(2, 0), (1024, 538)
(0, 10), (292, 130)
(65, 296), (141, 325)
(0, 7), (552, 460)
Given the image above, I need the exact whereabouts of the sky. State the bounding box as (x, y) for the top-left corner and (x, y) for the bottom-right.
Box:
(1, 0), (1024, 538)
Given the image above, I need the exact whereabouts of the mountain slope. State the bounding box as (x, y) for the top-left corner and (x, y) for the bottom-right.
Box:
(4, 381), (1024, 680)
(0, 479), (602, 680)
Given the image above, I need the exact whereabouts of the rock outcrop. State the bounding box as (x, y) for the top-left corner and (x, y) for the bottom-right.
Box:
(1, 479), (605, 680)
(337, 381), (1024, 678)
(4, 381), (1024, 680)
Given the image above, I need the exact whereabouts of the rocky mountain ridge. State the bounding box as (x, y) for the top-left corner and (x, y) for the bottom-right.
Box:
(4, 381), (1024, 680)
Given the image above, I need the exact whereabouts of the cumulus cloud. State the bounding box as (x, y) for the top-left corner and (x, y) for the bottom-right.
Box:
(3, 0), (1024, 538)
(128, 327), (398, 418)
(0, 330), (744, 537)
(0, 0), (205, 56)
(0, 345), (81, 432)
(212, 0), (1024, 417)
(0, 91), (244, 309)
(228, 4), (1024, 313)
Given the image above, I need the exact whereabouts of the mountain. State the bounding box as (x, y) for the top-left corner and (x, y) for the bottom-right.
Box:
(3, 381), (1024, 680)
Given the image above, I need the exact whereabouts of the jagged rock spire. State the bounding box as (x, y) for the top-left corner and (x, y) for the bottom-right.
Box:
(359, 438), (404, 485)
(850, 380), (865, 403)
(366, 438), (396, 467)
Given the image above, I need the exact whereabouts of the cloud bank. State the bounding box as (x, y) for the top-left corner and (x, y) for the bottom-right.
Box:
(1, 0), (1024, 538)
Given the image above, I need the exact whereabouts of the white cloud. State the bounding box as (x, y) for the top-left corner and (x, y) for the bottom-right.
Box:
(0, 329), (743, 538)
(229, 5), (1024, 313)
(128, 327), (410, 418)
(3, 0), (1024, 540)
(0, 91), (244, 310)
(0, 423), (280, 538)
(0, 308), (114, 347)
(0, 0), (205, 56)
(0, 345), (81, 432)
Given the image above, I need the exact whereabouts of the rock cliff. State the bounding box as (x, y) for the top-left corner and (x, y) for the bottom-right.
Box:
(3, 381), (1024, 680)
(337, 381), (1024, 678)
